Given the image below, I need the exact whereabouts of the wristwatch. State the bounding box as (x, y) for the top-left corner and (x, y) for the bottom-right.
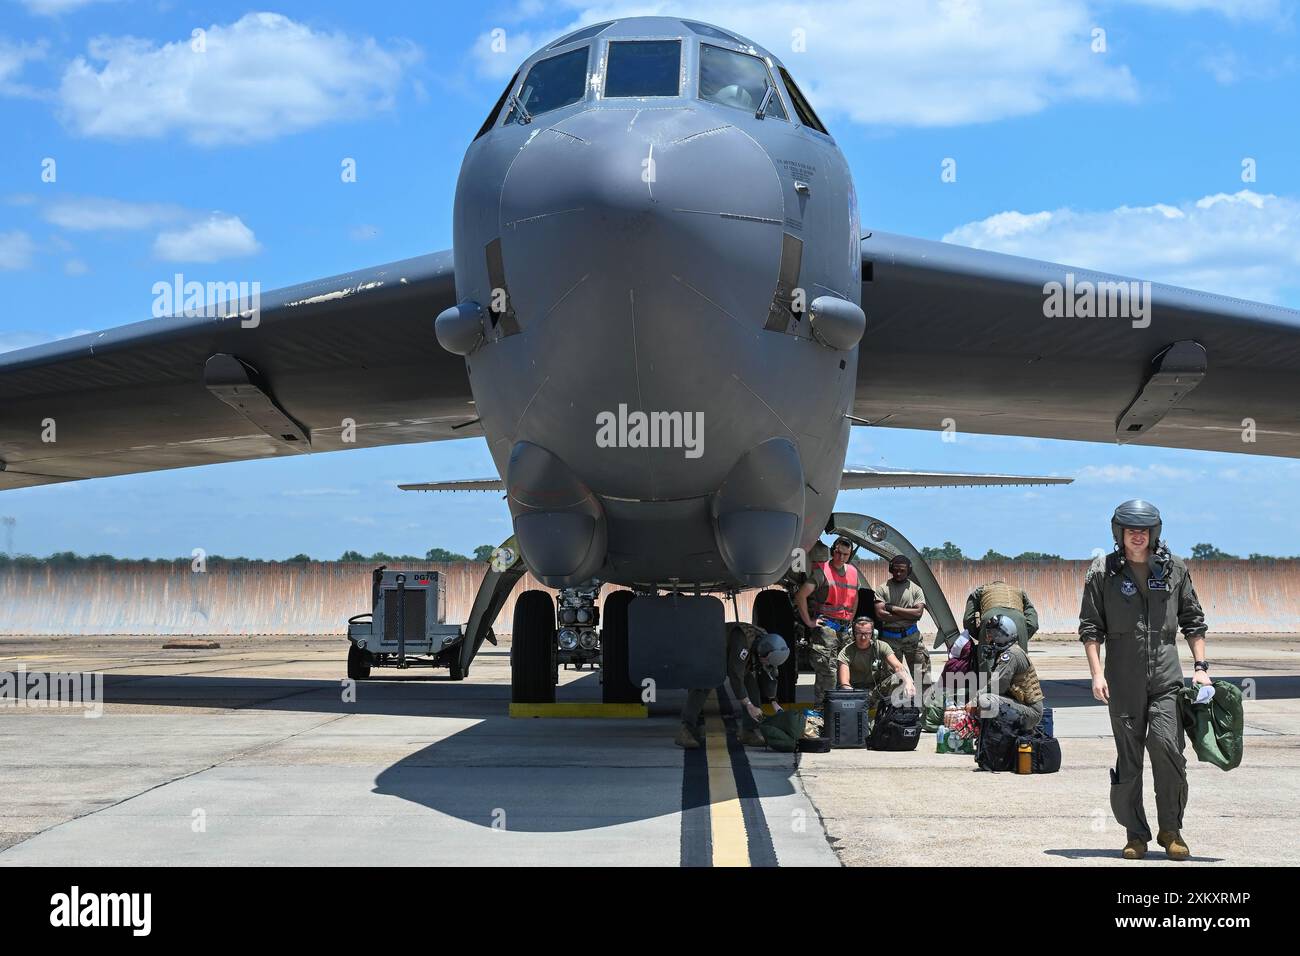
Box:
(1194, 660), (1210, 672)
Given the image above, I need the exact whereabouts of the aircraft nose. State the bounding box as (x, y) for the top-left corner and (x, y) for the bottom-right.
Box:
(498, 107), (786, 330)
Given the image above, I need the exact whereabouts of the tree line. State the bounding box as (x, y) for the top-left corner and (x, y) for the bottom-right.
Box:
(1, 542), (1294, 566)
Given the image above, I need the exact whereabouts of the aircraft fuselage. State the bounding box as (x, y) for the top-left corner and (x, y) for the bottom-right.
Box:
(449, 18), (861, 590)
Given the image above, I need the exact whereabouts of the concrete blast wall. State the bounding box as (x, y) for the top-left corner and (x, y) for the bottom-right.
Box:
(2, 559), (1296, 636)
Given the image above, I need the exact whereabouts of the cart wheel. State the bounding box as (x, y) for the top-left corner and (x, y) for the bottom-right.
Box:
(448, 654), (466, 681)
(347, 643), (371, 681)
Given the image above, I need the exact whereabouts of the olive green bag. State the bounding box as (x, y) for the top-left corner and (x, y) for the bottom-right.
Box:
(758, 709), (808, 753)
(1178, 680), (1244, 771)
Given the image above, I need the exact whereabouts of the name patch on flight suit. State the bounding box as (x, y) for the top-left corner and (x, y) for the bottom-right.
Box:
(1147, 578), (1169, 591)
(1120, 580), (1137, 597)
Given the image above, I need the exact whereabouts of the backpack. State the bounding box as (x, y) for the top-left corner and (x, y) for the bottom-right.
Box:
(975, 714), (1020, 772)
(867, 702), (922, 751)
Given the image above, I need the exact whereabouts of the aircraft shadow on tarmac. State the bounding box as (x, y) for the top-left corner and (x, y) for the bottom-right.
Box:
(86, 660), (803, 834)
(74, 666), (1298, 835)
(90, 664), (1300, 717)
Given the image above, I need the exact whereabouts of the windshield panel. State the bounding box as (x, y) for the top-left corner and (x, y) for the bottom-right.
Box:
(699, 44), (787, 120)
(604, 40), (682, 97)
(507, 46), (590, 123)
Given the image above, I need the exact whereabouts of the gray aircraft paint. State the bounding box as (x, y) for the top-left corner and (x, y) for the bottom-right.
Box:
(451, 18), (858, 589)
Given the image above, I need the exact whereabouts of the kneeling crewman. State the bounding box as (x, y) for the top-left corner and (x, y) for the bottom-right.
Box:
(677, 624), (790, 750)
(971, 614), (1045, 734)
(836, 617), (916, 710)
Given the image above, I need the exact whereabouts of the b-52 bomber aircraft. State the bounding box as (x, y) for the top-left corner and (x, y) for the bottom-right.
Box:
(2, 18), (1298, 704)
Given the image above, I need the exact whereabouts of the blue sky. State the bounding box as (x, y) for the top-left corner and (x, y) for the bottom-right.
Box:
(1, 0), (1298, 560)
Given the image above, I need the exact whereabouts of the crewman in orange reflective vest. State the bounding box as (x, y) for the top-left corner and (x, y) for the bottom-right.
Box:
(795, 536), (860, 700)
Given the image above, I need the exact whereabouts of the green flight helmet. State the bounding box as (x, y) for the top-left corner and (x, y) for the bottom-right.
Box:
(756, 632), (790, 677)
(1111, 499), (1161, 552)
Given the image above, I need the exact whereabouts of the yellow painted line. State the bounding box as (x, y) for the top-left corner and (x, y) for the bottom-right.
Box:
(767, 701), (818, 713)
(508, 702), (647, 718)
(704, 699), (750, 867)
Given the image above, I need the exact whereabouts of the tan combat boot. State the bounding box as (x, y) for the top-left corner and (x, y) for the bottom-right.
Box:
(674, 723), (700, 750)
(1122, 838), (1148, 860)
(739, 727), (766, 747)
(1157, 830), (1190, 861)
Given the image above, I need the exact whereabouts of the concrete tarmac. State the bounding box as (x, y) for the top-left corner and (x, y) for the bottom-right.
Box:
(1, 635), (1296, 866)
(0, 636), (833, 866)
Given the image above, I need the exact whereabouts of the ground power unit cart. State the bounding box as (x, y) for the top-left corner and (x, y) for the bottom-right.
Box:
(346, 567), (465, 680)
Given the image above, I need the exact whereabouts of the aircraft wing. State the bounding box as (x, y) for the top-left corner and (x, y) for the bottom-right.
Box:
(838, 466), (1071, 490)
(399, 467), (1072, 494)
(0, 252), (475, 491)
(857, 232), (1300, 458)
(400, 478), (505, 492)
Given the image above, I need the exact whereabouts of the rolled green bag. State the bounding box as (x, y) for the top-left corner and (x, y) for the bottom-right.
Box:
(758, 709), (808, 753)
(1178, 680), (1244, 771)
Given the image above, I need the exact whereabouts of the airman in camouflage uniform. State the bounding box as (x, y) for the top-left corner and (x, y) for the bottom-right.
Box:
(963, 580), (1039, 652)
(836, 617), (915, 711)
(676, 624), (790, 749)
(795, 538), (859, 701)
(972, 614), (1044, 733)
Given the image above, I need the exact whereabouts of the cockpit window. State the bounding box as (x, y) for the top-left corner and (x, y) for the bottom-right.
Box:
(776, 67), (828, 135)
(506, 46), (590, 124)
(604, 40), (682, 97)
(475, 71), (518, 140)
(683, 20), (741, 43)
(698, 44), (787, 120)
(549, 21), (611, 49)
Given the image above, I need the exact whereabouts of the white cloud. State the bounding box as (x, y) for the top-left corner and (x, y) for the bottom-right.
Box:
(0, 326), (94, 353)
(63, 258), (88, 275)
(57, 13), (420, 145)
(0, 38), (47, 96)
(1076, 463), (1198, 483)
(0, 230), (36, 270)
(349, 224), (381, 241)
(43, 196), (185, 231)
(1198, 47), (1298, 85)
(20, 0), (117, 15)
(943, 190), (1300, 304)
(281, 488), (362, 497)
(490, 1), (1138, 126)
(152, 213), (261, 263)
(1119, 0), (1283, 19)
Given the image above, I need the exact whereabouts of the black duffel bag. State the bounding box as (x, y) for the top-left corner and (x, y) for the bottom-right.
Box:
(867, 701), (922, 751)
(1019, 731), (1062, 774)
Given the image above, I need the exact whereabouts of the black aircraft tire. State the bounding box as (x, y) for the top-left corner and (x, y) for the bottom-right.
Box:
(600, 591), (639, 704)
(511, 590), (557, 703)
(347, 643), (371, 681)
(753, 589), (798, 704)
